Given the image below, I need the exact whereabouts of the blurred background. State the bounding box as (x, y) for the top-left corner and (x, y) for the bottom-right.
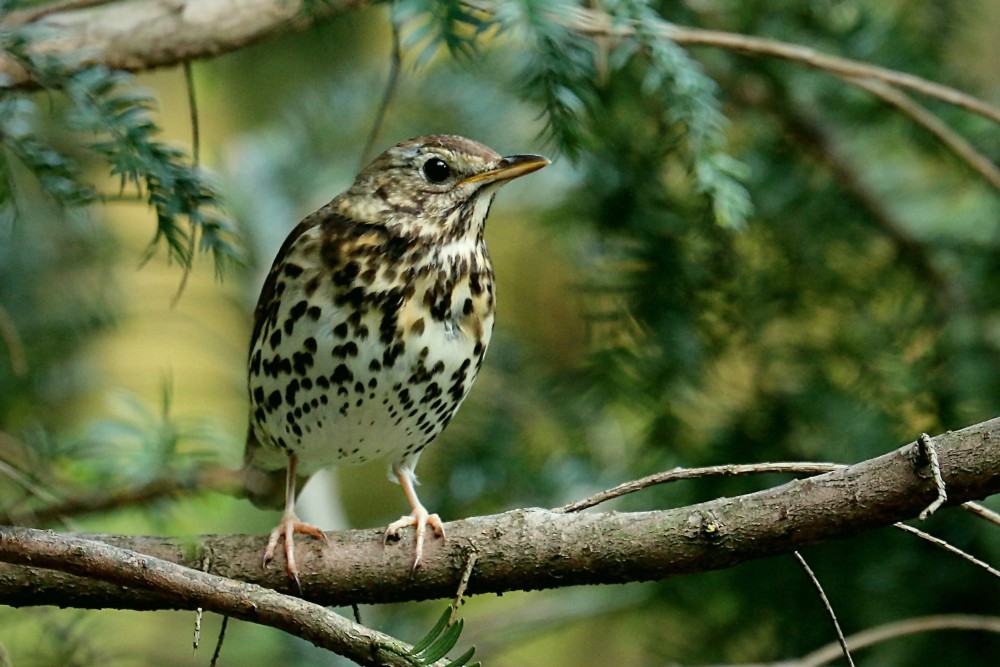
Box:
(1, 0), (1000, 665)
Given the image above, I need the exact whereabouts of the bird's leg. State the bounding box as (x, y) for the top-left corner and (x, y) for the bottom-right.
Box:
(262, 454), (328, 588)
(384, 467), (445, 570)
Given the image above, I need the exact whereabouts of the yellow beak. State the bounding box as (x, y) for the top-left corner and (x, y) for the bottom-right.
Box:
(460, 154), (550, 186)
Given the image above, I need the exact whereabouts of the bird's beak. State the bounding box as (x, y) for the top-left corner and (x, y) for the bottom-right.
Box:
(460, 154), (550, 186)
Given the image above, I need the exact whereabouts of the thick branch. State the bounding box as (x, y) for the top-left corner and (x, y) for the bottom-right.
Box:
(0, 527), (436, 667)
(0, 0), (365, 86)
(1, 417), (999, 611)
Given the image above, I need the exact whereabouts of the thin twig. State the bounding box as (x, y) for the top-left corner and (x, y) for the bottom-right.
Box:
(893, 523), (1000, 579)
(848, 77), (1000, 192)
(171, 59), (201, 309)
(962, 501), (1000, 528)
(360, 3), (403, 169)
(210, 615), (229, 667)
(0, 465), (241, 526)
(194, 554), (212, 651)
(794, 551), (855, 667)
(917, 432), (947, 519)
(449, 548), (478, 625)
(545, 3), (1000, 125)
(797, 615), (1000, 667)
(557, 462), (843, 513)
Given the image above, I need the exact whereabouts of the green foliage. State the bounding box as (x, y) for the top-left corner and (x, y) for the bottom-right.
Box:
(396, 0), (497, 62)
(608, 0), (753, 228)
(496, 0), (599, 157)
(0, 14), (240, 274)
(406, 607), (479, 667)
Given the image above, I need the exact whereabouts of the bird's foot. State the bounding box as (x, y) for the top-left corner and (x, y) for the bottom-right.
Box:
(384, 505), (445, 571)
(263, 510), (329, 589)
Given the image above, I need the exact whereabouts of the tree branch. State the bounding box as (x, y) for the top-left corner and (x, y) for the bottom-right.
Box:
(0, 0), (366, 87)
(0, 527), (441, 667)
(2, 417), (998, 611)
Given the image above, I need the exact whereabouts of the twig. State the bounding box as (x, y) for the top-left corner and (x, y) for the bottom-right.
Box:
(449, 548), (478, 625)
(917, 432), (947, 519)
(0, 465), (241, 526)
(962, 501), (1000, 528)
(893, 523), (1000, 579)
(170, 59), (201, 309)
(210, 616), (229, 667)
(794, 551), (855, 667)
(193, 553), (212, 650)
(0, 526), (443, 667)
(557, 462), (843, 513)
(549, 3), (1000, 125)
(848, 77), (1000, 192)
(797, 615), (1000, 667)
(360, 3), (403, 169)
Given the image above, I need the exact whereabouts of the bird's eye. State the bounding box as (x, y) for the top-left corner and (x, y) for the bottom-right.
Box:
(422, 157), (451, 183)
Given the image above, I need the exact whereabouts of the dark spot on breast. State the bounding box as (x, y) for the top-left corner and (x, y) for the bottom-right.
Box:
(333, 261), (361, 287)
(331, 364), (354, 384)
(253, 386), (265, 404)
(304, 276), (320, 297)
(283, 263), (303, 278)
(269, 330), (282, 350)
(463, 298), (473, 315)
(421, 382), (441, 403)
(382, 341), (404, 367)
(285, 379), (300, 405)
(293, 351), (314, 375)
(268, 390), (282, 410)
(289, 300), (308, 321)
(304, 337), (317, 352)
(379, 289), (404, 344)
(307, 305), (322, 321)
(354, 381), (364, 394)
(316, 376), (330, 389)
(333, 322), (348, 338)
(411, 318), (425, 336)
(369, 359), (382, 372)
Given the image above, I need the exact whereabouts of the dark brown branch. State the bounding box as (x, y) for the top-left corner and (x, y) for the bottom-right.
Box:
(1, 416), (998, 611)
(0, 528), (437, 667)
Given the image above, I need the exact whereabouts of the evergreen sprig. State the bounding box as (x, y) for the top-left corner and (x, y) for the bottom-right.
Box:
(0, 20), (240, 274)
(498, 0), (598, 157)
(609, 0), (753, 228)
(396, 0), (496, 63)
(405, 607), (479, 667)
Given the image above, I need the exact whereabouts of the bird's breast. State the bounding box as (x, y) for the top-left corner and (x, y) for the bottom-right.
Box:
(247, 235), (495, 474)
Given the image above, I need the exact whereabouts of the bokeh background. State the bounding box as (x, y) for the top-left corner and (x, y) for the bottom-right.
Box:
(2, 0), (1000, 665)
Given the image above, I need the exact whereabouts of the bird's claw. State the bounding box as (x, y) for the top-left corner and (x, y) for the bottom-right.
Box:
(384, 505), (445, 571)
(263, 511), (328, 589)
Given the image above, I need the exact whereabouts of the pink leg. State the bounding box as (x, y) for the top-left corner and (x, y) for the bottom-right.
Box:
(384, 468), (445, 570)
(262, 454), (328, 589)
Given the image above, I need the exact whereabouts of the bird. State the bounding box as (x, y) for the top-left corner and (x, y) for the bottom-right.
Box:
(241, 134), (549, 585)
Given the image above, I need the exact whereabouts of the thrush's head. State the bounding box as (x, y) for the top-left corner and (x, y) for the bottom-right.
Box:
(332, 135), (549, 244)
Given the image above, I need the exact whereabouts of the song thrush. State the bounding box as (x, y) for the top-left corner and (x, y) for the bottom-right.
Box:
(242, 135), (549, 584)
